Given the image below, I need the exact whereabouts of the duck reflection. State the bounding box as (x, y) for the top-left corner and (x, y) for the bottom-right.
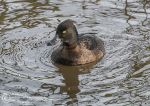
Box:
(55, 62), (97, 100)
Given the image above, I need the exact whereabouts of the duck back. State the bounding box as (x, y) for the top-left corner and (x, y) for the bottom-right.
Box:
(51, 35), (105, 66)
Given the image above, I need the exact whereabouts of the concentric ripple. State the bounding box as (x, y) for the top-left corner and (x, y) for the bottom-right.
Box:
(0, 0), (150, 106)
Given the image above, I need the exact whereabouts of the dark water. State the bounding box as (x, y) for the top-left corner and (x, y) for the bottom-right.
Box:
(0, 0), (150, 106)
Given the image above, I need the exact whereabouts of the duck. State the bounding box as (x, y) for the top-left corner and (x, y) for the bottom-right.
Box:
(51, 19), (105, 66)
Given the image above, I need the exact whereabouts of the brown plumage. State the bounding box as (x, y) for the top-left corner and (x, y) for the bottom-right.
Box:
(51, 19), (105, 66)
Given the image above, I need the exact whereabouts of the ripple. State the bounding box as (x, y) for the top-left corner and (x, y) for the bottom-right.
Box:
(0, 0), (150, 106)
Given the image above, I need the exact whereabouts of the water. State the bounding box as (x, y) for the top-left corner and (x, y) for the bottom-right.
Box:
(0, 0), (150, 106)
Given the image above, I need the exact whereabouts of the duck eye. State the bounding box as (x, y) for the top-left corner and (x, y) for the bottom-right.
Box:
(62, 30), (67, 34)
(61, 30), (67, 38)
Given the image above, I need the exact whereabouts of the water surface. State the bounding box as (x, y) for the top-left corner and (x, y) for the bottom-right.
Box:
(0, 0), (150, 106)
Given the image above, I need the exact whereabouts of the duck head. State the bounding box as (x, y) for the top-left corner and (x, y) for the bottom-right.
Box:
(56, 19), (78, 49)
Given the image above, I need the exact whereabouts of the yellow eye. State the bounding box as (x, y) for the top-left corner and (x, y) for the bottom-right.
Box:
(62, 30), (67, 38)
(62, 30), (67, 34)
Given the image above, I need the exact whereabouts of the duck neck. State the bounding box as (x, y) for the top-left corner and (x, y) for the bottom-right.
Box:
(66, 44), (80, 55)
(65, 42), (78, 50)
